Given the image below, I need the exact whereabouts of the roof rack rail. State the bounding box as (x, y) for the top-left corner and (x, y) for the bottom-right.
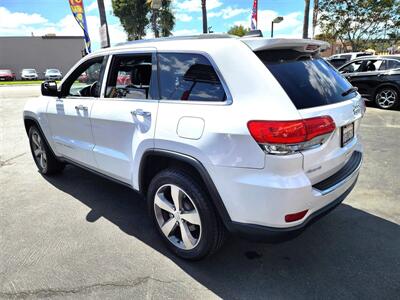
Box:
(116, 34), (234, 47)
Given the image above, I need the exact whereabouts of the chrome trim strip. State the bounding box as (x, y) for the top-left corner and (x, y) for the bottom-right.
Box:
(315, 154), (363, 196)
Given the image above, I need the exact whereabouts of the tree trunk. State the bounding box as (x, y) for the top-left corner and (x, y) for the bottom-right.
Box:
(303, 0), (310, 39)
(201, 0), (208, 34)
(312, 0), (318, 38)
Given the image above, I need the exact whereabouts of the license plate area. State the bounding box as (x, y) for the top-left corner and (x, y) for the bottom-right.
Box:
(341, 122), (354, 147)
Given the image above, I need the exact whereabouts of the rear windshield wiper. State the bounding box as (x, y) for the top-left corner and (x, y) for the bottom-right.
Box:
(342, 86), (358, 97)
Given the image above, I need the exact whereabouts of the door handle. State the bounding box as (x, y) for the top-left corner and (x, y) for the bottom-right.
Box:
(75, 105), (88, 111)
(131, 109), (151, 117)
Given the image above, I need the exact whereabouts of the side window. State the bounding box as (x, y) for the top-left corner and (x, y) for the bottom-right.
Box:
(65, 56), (106, 97)
(364, 60), (382, 72)
(158, 53), (227, 101)
(341, 60), (363, 73)
(105, 54), (153, 99)
(380, 59), (400, 71)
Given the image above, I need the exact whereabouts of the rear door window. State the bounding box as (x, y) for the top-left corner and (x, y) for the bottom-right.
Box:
(105, 54), (153, 99)
(158, 53), (226, 101)
(256, 50), (354, 109)
(380, 59), (400, 71)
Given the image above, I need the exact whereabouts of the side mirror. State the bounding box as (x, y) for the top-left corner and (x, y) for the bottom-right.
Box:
(41, 81), (59, 97)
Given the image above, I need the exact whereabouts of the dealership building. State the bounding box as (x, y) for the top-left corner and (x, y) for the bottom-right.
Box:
(0, 35), (85, 80)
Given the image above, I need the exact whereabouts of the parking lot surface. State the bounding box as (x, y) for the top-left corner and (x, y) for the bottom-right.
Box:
(1, 86), (399, 299)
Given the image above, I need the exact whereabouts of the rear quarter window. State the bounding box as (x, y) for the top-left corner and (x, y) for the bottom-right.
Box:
(158, 53), (227, 102)
(256, 50), (354, 109)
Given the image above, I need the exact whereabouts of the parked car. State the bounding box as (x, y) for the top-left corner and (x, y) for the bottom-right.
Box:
(0, 69), (16, 81)
(21, 69), (38, 80)
(327, 52), (374, 68)
(24, 35), (364, 260)
(339, 55), (400, 109)
(44, 69), (62, 81)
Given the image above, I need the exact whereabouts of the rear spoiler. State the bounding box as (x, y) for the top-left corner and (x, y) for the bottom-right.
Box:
(241, 38), (330, 53)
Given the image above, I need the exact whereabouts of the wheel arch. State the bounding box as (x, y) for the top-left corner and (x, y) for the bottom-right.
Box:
(139, 149), (232, 227)
(24, 116), (58, 158)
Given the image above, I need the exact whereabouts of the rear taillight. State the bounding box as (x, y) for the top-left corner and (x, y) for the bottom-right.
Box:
(247, 116), (336, 155)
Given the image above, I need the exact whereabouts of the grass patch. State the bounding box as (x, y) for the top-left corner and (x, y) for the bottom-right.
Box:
(0, 80), (61, 86)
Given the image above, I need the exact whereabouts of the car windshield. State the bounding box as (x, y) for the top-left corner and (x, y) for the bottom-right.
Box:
(47, 69), (59, 74)
(24, 69), (36, 74)
(255, 49), (354, 109)
(0, 70), (11, 74)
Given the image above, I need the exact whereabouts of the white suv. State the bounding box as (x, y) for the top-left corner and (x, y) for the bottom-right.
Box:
(24, 35), (364, 260)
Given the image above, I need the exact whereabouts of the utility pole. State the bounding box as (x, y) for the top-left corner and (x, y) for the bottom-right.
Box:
(97, 0), (110, 48)
(201, 0), (208, 34)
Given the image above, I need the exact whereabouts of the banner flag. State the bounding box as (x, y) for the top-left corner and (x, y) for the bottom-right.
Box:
(250, 0), (258, 30)
(69, 0), (91, 53)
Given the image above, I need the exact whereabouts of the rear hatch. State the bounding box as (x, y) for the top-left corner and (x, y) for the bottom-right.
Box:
(243, 38), (364, 184)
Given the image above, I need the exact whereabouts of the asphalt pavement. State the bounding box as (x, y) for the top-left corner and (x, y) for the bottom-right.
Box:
(1, 85), (399, 299)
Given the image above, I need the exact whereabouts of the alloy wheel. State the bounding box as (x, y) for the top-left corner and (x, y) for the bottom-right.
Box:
(376, 89), (397, 109)
(31, 131), (47, 170)
(154, 184), (202, 250)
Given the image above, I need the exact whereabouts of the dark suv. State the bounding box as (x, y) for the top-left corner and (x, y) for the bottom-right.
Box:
(339, 55), (400, 110)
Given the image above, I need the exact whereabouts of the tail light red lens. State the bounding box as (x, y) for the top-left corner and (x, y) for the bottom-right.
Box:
(247, 116), (336, 145)
(285, 209), (309, 223)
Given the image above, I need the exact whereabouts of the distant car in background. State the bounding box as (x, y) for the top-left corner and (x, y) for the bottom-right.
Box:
(21, 69), (38, 80)
(44, 69), (62, 81)
(0, 69), (16, 81)
(339, 55), (400, 109)
(327, 52), (374, 68)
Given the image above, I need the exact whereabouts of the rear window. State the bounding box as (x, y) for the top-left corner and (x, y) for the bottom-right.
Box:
(256, 50), (354, 109)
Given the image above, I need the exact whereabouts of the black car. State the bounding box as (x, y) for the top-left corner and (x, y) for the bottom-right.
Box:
(338, 56), (400, 110)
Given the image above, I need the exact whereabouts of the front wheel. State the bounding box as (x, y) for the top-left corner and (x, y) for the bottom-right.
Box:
(375, 87), (399, 110)
(28, 126), (65, 175)
(147, 168), (226, 260)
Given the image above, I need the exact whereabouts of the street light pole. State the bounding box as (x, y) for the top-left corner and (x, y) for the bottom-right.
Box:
(97, 0), (110, 48)
(271, 22), (274, 38)
(271, 16), (283, 38)
(201, 0), (208, 34)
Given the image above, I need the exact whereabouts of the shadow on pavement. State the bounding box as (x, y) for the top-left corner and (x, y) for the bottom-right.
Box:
(44, 165), (400, 299)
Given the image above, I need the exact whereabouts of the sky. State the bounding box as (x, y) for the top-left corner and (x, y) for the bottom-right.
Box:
(0, 0), (308, 50)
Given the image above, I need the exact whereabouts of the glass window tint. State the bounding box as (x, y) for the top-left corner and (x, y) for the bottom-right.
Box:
(341, 60), (363, 73)
(106, 55), (152, 99)
(364, 60), (382, 72)
(158, 53), (226, 101)
(380, 59), (400, 70)
(256, 49), (354, 109)
(68, 58), (104, 97)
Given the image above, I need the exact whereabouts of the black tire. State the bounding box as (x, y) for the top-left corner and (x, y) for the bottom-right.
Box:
(374, 87), (399, 110)
(28, 126), (65, 175)
(147, 168), (226, 260)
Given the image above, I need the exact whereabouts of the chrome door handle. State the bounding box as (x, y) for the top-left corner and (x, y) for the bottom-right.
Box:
(75, 105), (88, 111)
(131, 109), (151, 117)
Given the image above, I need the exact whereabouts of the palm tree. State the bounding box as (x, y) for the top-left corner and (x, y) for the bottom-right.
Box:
(312, 0), (319, 38)
(303, 0), (310, 38)
(201, 0), (208, 33)
(147, 0), (175, 38)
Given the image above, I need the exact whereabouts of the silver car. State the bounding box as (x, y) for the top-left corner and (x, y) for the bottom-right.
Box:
(21, 69), (38, 80)
(44, 69), (62, 81)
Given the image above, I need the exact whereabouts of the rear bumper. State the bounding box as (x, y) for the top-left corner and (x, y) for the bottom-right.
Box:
(227, 177), (357, 242)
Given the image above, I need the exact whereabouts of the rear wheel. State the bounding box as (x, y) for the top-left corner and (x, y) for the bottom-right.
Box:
(375, 87), (399, 110)
(147, 168), (225, 260)
(28, 126), (65, 175)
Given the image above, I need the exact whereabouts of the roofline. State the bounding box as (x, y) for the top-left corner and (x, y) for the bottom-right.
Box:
(115, 33), (235, 47)
(0, 36), (84, 39)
